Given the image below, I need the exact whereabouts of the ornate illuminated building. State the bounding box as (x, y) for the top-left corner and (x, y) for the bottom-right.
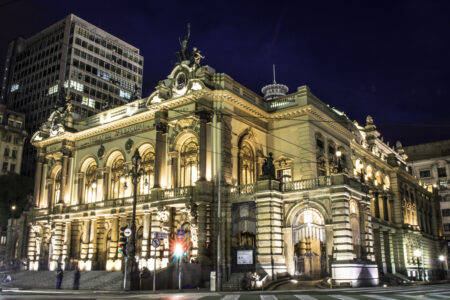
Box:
(24, 33), (446, 288)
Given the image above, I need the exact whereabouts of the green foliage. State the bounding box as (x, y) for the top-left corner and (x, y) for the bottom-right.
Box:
(0, 173), (34, 227)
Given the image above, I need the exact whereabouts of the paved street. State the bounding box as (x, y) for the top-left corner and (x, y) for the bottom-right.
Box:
(1, 283), (450, 300)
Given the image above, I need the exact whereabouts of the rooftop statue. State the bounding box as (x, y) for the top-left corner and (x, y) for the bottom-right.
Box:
(176, 23), (191, 63)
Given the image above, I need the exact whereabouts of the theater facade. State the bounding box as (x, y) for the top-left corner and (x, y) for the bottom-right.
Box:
(25, 49), (446, 287)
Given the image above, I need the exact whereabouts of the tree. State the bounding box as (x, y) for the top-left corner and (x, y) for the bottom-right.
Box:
(0, 173), (34, 227)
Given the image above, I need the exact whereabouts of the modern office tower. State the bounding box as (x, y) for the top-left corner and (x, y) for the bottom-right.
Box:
(0, 103), (27, 175)
(0, 14), (144, 176)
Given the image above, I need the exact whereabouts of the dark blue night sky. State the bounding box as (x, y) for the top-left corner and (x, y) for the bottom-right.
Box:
(1, 0), (450, 146)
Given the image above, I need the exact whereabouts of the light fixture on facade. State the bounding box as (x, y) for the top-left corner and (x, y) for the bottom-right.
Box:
(92, 182), (97, 189)
(439, 255), (445, 262)
(11, 205), (16, 211)
(120, 177), (126, 183)
(414, 249), (422, 257)
(336, 150), (342, 157)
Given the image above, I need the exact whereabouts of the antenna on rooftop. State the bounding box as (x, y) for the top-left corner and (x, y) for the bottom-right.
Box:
(261, 64), (288, 101)
(273, 64), (276, 84)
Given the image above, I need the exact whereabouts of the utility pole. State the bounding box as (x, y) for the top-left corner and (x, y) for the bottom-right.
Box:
(214, 108), (222, 292)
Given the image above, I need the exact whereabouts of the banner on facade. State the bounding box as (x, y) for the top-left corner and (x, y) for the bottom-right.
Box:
(237, 250), (253, 264)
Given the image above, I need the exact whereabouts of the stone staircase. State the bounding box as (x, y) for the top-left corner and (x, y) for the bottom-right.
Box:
(1, 271), (123, 290)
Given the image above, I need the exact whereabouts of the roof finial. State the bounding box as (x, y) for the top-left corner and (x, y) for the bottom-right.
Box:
(273, 64), (276, 84)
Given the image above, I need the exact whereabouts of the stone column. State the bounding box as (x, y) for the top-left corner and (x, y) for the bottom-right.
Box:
(170, 153), (178, 188)
(96, 170), (104, 202)
(88, 219), (97, 270)
(59, 151), (70, 204)
(374, 192), (380, 219)
(51, 222), (65, 270)
(62, 221), (71, 269)
(142, 212), (151, 258)
(198, 111), (209, 181)
(255, 180), (286, 279)
(27, 229), (37, 269)
(33, 154), (45, 207)
(151, 210), (162, 269)
(65, 156), (74, 204)
(154, 110), (168, 188)
(103, 168), (110, 200)
(331, 194), (354, 261)
(80, 220), (90, 263)
(110, 217), (119, 260)
(382, 195), (389, 221)
(40, 162), (49, 208)
(196, 204), (208, 263)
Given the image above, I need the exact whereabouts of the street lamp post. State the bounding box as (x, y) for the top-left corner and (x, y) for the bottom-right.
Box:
(414, 249), (422, 281)
(336, 151), (342, 173)
(125, 149), (144, 291)
(439, 255), (445, 279)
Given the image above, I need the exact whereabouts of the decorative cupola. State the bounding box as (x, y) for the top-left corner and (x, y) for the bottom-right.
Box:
(261, 65), (288, 101)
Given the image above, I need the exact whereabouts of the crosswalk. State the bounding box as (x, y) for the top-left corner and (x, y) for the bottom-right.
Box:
(185, 284), (450, 300)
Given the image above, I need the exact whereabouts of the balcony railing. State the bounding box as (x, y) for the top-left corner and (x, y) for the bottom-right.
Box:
(282, 177), (331, 192)
(161, 186), (193, 199)
(229, 184), (255, 197)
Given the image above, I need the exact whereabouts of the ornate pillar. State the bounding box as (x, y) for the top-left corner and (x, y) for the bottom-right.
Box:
(62, 221), (71, 270)
(33, 153), (45, 207)
(59, 150), (70, 204)
(331, 194), (354, 261)
(170, 152), (178, 188)
(374, 192), (380, 219)
(103, 168), (110, 200)
(154, 110), (168, 188)
(96, 170), (104, 202)
(142, 212), (151, 258)
(110, 217), (119, 260)
(65, 156), (74, 204)
(40, 159), (48, 208)
(198, 110), (210, 181)
(80, 220), (90, 265)
(196, 204), (207, 263)
(88, 219), (97, 270)
(382, 195), (389, 221)
(51, 222), (65, 270)
(255, 180), (286, 279)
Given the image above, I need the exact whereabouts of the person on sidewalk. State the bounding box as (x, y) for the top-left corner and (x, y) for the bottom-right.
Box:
(56, 266), (64, 289)
(73, 266), (80, 290)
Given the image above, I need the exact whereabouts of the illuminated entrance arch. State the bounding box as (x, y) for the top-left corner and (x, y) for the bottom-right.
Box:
(292, 207), (326, 279)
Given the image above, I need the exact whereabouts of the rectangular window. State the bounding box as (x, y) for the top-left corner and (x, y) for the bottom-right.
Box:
(48, 84), (58, 95)
(11, 150), (17, 159)
(4, 148), (9, 157)
(443, 209), (450, 216)
(444, 224), (450, 231)
(420, 170), (431, 178)
(10, 164), (15, 172)
(438, 167), (447, 178)
(82, 96), (96, 108)
(2, 162), (7, 172)
(70, 80), (84, 92)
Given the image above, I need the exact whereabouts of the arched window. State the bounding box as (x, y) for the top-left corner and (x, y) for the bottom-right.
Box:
(110, 156), (126, 198)
(180, 137), (199, 187)
(239, 143), (254, 185)
(84, 162), (98, 203)
(138, 147), (155, 195)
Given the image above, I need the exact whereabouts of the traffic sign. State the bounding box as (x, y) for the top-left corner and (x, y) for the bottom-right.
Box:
(124, 228), (132, 237)
(151, 238), (160, 248)
(153, 232), (168, 239)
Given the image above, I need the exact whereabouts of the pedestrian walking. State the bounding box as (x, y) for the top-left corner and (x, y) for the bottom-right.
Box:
(73, 266), (80, 290)
(56, 266), (64, 289)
